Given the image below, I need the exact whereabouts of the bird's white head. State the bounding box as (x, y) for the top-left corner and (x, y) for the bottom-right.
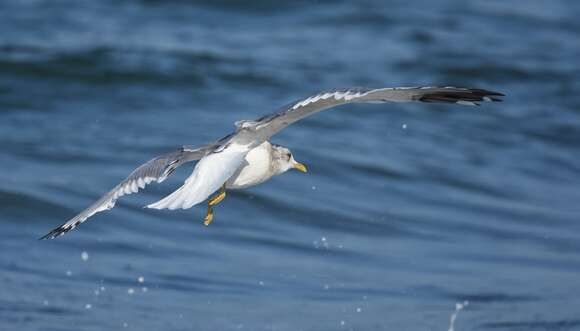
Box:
(271, 144), (308, 175)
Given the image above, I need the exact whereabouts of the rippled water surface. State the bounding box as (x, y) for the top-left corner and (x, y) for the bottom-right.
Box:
(1, 1), (580, 330)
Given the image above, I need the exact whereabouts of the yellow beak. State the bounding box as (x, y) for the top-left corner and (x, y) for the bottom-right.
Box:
(293, 162), (308, 173)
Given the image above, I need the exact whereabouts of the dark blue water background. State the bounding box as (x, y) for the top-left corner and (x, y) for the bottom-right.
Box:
(1, 1), (580, 330)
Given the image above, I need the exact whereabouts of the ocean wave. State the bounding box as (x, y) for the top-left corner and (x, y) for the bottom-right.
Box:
(0, 44), (285, 87)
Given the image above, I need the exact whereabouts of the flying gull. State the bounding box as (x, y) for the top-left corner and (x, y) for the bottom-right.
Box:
(41, 86), (503, 239)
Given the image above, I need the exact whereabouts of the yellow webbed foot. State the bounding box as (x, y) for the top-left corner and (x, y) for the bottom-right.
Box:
(202, 184), (226, 226)
(203, 206), (214, 226)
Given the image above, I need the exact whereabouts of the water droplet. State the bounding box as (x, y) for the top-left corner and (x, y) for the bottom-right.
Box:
(43, 300), (49, 306)
(402, 124), (407, 129)
(81, 251), (89, 261)
(85, 304), (92, 310)
(122, 322), (128, 328)
(142, 287), (148, 293)
(65, 270), (72, 276)
(340, 320), (345, 326)
(356, 307), (362, 313)
(127, 288), (135, 295)
(100, 286), (106, 292)
(258, 281), (264, 286)
(137, 276), (144, 283)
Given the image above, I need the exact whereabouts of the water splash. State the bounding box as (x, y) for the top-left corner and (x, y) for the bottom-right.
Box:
(313, 236), (330, 249)
(448, 301), (469, 331)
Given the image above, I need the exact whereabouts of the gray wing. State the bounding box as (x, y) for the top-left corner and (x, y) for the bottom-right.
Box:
(246, 86), (503, 139)
(40, 145), (214, 239)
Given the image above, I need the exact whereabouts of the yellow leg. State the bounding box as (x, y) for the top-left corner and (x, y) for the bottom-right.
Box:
(203, 185), (226, 226)
(208, 187), (226, 206)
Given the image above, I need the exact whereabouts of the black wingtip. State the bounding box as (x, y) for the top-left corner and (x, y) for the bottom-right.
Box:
(418, 88), (505, 105)
(39, 233), (53, 240)
(39, 229), (60, 240)
(39, 224), (73, 240)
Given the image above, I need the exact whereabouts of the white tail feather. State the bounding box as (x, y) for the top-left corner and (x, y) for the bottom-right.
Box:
(146, 144), (248, 210)
(147, 185), (188, 210)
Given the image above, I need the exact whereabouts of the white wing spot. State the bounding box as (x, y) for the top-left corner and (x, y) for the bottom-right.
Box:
(292, 90), (369, 110)
(130, 181), (138, 193)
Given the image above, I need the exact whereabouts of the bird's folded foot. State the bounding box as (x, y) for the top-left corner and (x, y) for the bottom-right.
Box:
(202, 184), (226, 226)
(203, 206), (214, 226)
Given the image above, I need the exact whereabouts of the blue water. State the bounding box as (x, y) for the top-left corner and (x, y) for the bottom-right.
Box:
(1, 1), (580, 330)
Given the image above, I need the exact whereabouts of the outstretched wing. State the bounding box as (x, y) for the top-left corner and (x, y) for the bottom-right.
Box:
(40, 145), (214, 239)
(248, 86), (503, 139)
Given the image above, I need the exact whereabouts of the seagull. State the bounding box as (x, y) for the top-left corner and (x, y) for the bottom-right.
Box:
(41, 86), (503, 239)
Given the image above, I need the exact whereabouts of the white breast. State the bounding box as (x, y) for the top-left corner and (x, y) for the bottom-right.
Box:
(226, 141), (273, 189)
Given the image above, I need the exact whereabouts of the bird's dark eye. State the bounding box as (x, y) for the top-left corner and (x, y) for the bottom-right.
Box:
(286, 153), (291, 160)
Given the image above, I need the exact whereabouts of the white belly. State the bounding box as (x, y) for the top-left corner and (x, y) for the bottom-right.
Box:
(226, 142), (273, 189)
